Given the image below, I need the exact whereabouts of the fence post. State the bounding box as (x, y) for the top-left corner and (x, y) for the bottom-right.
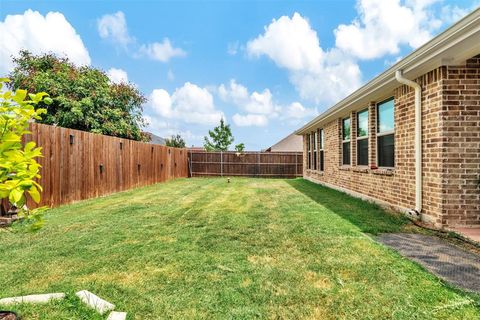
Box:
(188, 149), (192, 177)
(257, 152), (260, 178)
(295, 152), (298, 177)
(220, 151), (223, 177)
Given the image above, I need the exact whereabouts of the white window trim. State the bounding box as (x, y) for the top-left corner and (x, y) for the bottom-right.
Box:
(342, 118), (351, 166)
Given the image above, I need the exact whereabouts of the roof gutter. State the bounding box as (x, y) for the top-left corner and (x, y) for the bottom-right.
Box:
(395, 70), (422, 218)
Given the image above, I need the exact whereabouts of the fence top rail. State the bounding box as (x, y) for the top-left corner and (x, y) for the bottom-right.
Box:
(189, 151), (302, 155)
(32, 122), (188, 152)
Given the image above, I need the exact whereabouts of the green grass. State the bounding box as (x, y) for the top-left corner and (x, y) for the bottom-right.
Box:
(0, 178), (479, 319)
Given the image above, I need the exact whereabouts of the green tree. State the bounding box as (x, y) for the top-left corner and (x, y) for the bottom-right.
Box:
(203, 119), (234, 151)
(165, 134), (186, 148)
(235, 143), (245, 152)
(8, 50), (147, 141)
(0, 78), (49, 229)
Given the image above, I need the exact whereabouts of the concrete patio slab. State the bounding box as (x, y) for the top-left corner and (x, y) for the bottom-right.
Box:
(377, 233), (480, 293)
(450, 227), (480, 244)
(76, 290), (115, 315)
(0, 293), (65, 305)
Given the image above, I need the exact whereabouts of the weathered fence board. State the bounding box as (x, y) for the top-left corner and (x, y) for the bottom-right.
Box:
(189, 151), (302, 178)
(22, 123), (188, 208)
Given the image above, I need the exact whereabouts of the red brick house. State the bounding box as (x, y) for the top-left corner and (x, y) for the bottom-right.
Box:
(296, 9), (480, 230)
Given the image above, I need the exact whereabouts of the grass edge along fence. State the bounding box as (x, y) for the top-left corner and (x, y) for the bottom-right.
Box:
(189, 151), (303, 178)
(23, 123), (188, 208)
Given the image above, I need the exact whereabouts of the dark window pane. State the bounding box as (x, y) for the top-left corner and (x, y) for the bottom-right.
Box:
(308, 151), (311, 169)
(357, 109), (368, 137)
(320, 150), (324, 171)
(342, 142), (350, 165)
(378, 134), (394, 167)
(306, 134), (310, 151)
(378, 99), (394, 133)
(343, 118), (351, 141)
(357, 139), (368, 166)
(313, 151), (317, 170)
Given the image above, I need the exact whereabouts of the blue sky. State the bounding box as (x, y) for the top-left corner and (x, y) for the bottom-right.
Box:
(0, 0), (477, 149)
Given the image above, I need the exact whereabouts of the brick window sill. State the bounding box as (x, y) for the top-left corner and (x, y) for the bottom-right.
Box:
(339, 166), (351, 171)
(352, 167), (369, 173)
(306, 169), (324, 175)
(372, 168), (395, 176)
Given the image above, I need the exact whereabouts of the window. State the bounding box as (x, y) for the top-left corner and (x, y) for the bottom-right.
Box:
(342, 117), (351, 165)
(306, 134), (311, 169)
(319, 129), (324, 171)
(313, 131), (318, 170)
(377, 98), (395, 167)
(357, 109), (369, 166)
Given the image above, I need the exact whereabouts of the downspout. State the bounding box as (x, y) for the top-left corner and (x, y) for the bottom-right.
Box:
(395, 70), (422, 218)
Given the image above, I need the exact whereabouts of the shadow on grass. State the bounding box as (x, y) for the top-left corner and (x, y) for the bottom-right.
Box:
(287, 178), (410, 235)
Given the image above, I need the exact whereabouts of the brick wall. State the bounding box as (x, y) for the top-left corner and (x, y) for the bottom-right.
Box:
(303, 55), (480, 228)
(441, 56), (480, 226)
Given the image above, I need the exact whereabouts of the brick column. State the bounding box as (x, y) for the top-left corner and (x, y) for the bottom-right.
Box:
(368, 102), (377, 169)
(337, 119), (343, 167)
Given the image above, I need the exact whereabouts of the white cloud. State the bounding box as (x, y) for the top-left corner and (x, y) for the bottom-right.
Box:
(333, 0), (464, 60)
(97, 11), (133, 47)
(97, 11), (186, 63)
(440, 2), (479, 24)
(148, 82), (224, 125)
(218, 79), (317, 127)
(138, 38), (186, 62)
(232, 114), (268, 127)
(246, 13), (362, 105)
(284, 102), (318, 119)
(247, 13), (323, 72)
(107, 68), (128, 83)
(218, 79), (280, 115)
(0, 9), (91, 74)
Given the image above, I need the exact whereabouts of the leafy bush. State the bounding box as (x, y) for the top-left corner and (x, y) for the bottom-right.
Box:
(8, 50), (147, 141)
(235, 143), (245, 152)
(166, 134), (186, 148)
(0, 78), (50, 229)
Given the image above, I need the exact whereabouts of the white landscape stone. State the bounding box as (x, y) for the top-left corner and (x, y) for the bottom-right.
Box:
(107, 311), (127, 320)
(76, 290), (115, 315)
(0, 293), (65, 305)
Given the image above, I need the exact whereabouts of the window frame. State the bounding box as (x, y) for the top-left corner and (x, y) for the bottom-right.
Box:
(306, 133), (311, 169)
(342, 117), (351, 166)
(318, 128), (324, 171)
(356, 108), (369, 166)
(376, 97), (395, 168)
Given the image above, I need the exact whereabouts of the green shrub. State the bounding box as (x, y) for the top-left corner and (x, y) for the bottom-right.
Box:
(0, 78), (50, 229)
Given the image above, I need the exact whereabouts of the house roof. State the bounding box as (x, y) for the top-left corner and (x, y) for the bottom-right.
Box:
(264, 132), (303, 152)
(145, 132), (166, 145)
(296, 7), (480, 135)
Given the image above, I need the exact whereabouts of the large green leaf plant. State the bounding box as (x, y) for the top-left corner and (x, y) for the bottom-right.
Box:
(0, 78), (51, 229)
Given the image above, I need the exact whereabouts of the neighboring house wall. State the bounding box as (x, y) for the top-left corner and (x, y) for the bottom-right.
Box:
(267, 133), (303, 152)
(303, 55), (480, 228)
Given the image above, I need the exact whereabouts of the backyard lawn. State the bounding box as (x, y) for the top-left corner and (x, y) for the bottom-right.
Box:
(1, 178), (479, 319)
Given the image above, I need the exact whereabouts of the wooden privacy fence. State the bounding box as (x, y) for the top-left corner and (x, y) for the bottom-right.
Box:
(22, 123), (188, 208)
(189, 151), (303, 178)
